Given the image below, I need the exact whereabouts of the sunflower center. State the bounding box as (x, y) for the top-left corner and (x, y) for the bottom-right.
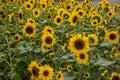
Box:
(85, 73), (89, 77)
(79, 12), (83, 16)
(30, 1), (33, 4)
(35, 11), (38, 15)
(66, 6), (70, 10)
(26, 26), (34, 34)
(45, 36), (52, 44)
(58, 74), (61, 78)
(57, 18), (61, 23)
(112, 75), (119, 80)
(93, 21), (97, 24)
(74, 39), (85, 50)
(72, 16), (77, 23)
(109, 33), (116, 40)
(32, 66), (39, 77)
(47, 29), (51, 33)
(47, 15), (51, 19)
(109, 13), (112, 16)
(27, 4), (30, 8)
(79, 53), (85, 59)
(68, 67), (72, 70)
(14, 36), (18, 40)
(43, 70), (49, 76)
(42, 4), (45, 8)
(19, 12), (22, 19)
(29, 20), (33, 23)
(10, 0), (14, 2)
(118, 47), (120, 51)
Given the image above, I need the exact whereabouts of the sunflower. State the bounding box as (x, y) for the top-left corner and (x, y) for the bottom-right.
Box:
(62, 11), (70, 21)
(117, 46), (120, 53)
(109, 72), (120, 80)
(46, 13), (52, 20)
(43, 26), (54, 35)
(102, 19), (107, 25)
(104, 31), (119, 43)
(8, 13), (14, 22)
(23, 22), (36, 38)
(56, 71), (64, 80)
(24, 2), (33, 10)
(76, 52), (89, 64)
(77, 9), (85, 18)
(107, 11), (114, 17)
(74, 4), (82, 12)
(14, 33), (20, 41)
(101, 70), (108, 77)
(40, 2), (47, 11)
(42, 33), (55, 48)
(91, 19), (98, 27)
(32, 8), (40, 18)
(29, 0), (35, 4)
(91, 14), (102, 25)
(61, 43), (67, 53)
(88, 34), (98, 45)
(27, 18), (35, 24)
(28, 61), (41, 80)
(69, 34), (89, 54)
(84, 72), (90, 79)
(65, 3), (72, 11)
(18, 8), (23, 23)
(67, 65), (73, 72)
(69, 11), (79, 27)
(40, 66), (54, 80)
(54, 15), (63, 26)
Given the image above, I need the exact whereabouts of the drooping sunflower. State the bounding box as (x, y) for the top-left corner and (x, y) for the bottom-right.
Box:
(14, 33), (20, 41)
(67, 65), (73, 72)
(69, 11), (79, 27)
(23, 22), (36, 38)
(42, 33), (55, 48)
(43, 26), (54, 35)
(18, 8), (24, 23)
(54, 15), (63, 26)
(40, 66), (54, 80)
(69, 34), (89, 54)
(109, 72), (120, 80)
(27, 18), (35, 24)
(24, 2), (33, 10)
(76, 52), (89, 64)
(84, 72), (90, 79)
(32, 8), (40, 18)
(28, 61), (41, 80)
(88, 34), (98, 45)
(56, 71), (64, 80)
(104, 31), (119, 43)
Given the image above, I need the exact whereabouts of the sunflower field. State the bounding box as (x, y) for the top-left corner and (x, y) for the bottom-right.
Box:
(0, 0), (120, 80)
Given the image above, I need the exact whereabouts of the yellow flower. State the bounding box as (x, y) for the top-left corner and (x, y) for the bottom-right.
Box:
(84, 72), (90, 78)
(54, 15), (63, 26)
(61, 43), (67, 53)
(40, 66), (54, 80)
(27, 18), (35, 24)
(18, 8), (24, 23)
(109, 72), (120, 80)
(24, 2), (33, 10)
(67, 65), (73, 72)
(69, 34), (89, 54)
(42, 33), (55, 48)
(23, 22), (36, 38)
(28, 61), (41, 80)
(76, 52), (89, 64)
(88, 34), (98, 45)
(91, 19), (99, 27)
(43, 26), (54, 35)
(32, 8), (40, 18)
(56, 71), (64, 80)
(14, 33), (20, 41)
(101, 70), (108, 77)
(69, 11), (79, 27)
(8, 13), (14, 22)
(104, 31), (119, 43)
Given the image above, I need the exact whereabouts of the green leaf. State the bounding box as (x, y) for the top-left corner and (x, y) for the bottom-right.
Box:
(94, 58), (115, 66)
